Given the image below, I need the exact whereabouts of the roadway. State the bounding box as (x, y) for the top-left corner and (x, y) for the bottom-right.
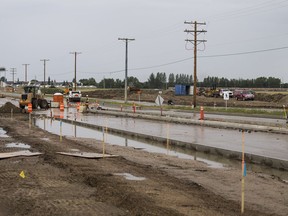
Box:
(1, 95), (287, 164)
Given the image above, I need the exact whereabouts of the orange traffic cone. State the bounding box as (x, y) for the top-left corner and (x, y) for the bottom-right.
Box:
(199, 106), (204, 120)
(132, 103), (136, 113)
(60, 103), (64, 111)
(28, 103), (32, 113)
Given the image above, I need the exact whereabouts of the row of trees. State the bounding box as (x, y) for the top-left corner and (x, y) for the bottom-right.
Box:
(77, 73), (193, 89)
(1, 72), (287, 89)
(77, 73), (288, 89)
(200, 76), (284, 88)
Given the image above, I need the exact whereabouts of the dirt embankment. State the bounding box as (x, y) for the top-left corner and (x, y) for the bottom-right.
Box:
(0, 102), (22, 113)
(82, 89), (288, 108)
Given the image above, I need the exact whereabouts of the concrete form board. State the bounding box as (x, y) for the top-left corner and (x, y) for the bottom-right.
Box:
(0, 150), (42, 159)
(57, 151), (118, 159)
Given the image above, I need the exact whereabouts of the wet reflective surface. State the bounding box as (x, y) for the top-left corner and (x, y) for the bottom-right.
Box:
(35, 118), (224, 168)
(38, 107), (288, 161)
(5, 143), (31, 149)
(114, 173), (146, 181)
(35, 117), (288, 180)
(0, 128), (9, 138)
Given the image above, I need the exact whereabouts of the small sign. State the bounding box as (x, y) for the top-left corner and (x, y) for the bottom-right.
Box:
(19, 171), (26, 179)
(155, 95), (164, 106)
(223, 92), (229, 100)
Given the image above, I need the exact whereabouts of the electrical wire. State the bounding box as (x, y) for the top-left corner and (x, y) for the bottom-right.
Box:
(73, 45), (288, 76)
(207, 0), (288, 21)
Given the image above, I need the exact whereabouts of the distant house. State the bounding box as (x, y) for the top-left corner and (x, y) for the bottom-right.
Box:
(0, 81), (7, 88)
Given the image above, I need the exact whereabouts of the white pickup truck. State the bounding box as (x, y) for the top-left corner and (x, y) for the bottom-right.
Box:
(68, 90), (82, 102)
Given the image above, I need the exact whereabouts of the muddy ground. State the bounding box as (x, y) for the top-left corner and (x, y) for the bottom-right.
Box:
(0, 103), (287, 216)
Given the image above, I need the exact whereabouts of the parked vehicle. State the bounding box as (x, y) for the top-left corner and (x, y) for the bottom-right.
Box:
(68, 90), (82, 102)
(234, 89), (255, 101)
(219, 89), (233, 98)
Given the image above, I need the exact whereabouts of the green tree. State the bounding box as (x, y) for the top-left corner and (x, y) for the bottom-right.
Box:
(79, 78), (97, 86)
(147, 73), (156, 88)
(168, 73), (175, 87)
(48, 76), (51, 85)
(127, 76), (142, 88)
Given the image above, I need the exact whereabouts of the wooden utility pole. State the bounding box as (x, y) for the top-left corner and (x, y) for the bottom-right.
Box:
(40, 59), (49, 91)
(118, 38), (135, 103)
(22, 64), (30, 82)
(184, 21), (206, 108)
(0, 67), (7, 82)
(10, 68), (17, 84)
(70, 52), (81, 91)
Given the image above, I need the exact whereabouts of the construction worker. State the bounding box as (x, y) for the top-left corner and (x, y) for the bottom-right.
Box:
(85, 95), (89, 109)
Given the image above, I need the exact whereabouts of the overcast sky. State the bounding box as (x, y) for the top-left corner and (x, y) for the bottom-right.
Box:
(1, 0), (288, 84)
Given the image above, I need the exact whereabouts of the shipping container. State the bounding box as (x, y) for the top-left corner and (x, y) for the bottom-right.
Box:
(175, 85), (193, 96)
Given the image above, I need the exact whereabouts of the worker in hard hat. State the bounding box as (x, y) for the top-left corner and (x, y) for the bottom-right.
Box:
(85, 95), (89, 109)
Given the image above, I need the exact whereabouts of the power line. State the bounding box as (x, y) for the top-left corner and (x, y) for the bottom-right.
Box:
(48, 45), (288, 78)
(130, 45), (288, 71)
(199, 45), (288, 58)
(207, 0), (288, 21)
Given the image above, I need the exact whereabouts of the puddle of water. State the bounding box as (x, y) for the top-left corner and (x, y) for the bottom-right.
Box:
(35, 118), (224, 168)
(0, 128), (9, 138)
(5, 143), (31, 149)
(114, 173), (146, 181)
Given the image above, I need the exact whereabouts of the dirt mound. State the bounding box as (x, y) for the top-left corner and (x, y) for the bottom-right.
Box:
(0, 102), (22, 113)
(254, 93), (287, 102)
(278, 95), (288, 105)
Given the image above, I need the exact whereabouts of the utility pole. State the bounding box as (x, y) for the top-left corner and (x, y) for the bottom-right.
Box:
(22, 64), (30, 82)
(40, 59), (49, 92)
(118, 38), (135, 103)
(184, 21), (206, 108)
(70, 52), (81, 91)
(10, 68), (17, 84)
(0, 67), (6, 83)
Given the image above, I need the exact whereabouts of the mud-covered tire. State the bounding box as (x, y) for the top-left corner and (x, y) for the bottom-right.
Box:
(32, 98), (38, 109)
(39, 99), (48, 109)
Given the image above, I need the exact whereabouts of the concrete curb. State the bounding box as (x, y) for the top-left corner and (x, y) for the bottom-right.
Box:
(88, 109), (288, 135)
